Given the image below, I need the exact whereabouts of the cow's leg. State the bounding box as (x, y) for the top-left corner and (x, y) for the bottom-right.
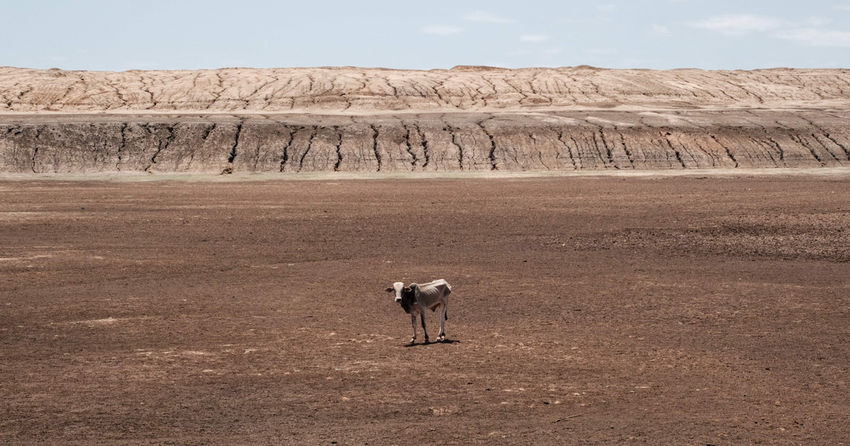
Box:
(420, 311), (430, 343)
(409, 313), (417, 344)
(437, 303), (447, 342)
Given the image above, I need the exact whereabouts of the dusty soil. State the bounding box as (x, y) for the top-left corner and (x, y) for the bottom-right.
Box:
(2, 175), (850, 445)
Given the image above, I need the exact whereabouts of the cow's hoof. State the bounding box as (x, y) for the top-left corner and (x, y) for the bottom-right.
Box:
(424, 338), (430, 344)
(409, 339), (416, 345)
(437, 336), (446, 342)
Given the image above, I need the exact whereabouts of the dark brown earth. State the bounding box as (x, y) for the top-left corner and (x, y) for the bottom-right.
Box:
(2, 175), (850, 445)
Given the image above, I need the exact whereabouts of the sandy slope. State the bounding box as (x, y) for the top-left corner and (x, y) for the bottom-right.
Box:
(1, 66), (850, 174)
(2, 66), (850, 114)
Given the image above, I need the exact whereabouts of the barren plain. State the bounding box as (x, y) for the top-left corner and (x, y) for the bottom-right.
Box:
(2, 176), (850, 445)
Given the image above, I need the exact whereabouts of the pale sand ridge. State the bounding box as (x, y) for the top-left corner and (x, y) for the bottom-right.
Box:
(2, 66), (850, 114)
(1, 66), (850, 174)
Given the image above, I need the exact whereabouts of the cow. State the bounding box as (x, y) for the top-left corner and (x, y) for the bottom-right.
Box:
(385, 279), (451, 344)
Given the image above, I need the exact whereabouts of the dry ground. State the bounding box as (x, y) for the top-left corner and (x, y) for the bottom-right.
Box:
(1, 174), (849, 445)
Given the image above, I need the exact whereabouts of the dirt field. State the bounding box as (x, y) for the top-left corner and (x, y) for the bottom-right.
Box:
(2, 174), (849, 445)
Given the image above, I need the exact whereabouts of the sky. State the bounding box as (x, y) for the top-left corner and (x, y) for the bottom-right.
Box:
(1, 0), (849, 71)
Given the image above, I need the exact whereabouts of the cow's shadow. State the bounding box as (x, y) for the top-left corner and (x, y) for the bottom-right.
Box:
(403, 339), (460, 348)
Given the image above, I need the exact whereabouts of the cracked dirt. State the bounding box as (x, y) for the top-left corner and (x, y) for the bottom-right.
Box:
(1, 176), (849, 444)
(4, 66), (849, 112)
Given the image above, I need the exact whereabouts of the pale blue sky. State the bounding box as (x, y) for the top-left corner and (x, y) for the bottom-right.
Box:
(1, 0), (849, 71)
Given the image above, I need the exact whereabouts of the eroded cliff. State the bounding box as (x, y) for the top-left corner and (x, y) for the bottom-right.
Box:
(2, 110), (849, 174)
(1, 66), (849, 174)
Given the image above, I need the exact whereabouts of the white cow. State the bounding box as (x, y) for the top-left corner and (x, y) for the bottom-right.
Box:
(385, 279), (451, 344)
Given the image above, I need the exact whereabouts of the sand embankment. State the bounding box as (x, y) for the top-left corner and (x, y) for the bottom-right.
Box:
(2, 66), (849, 173)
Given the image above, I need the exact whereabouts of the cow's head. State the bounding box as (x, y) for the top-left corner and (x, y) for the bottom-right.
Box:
(386, 282), (414, 313)
(385, 282), (410, 302)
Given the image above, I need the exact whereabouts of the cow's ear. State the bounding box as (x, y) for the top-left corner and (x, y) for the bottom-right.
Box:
(385, 287), (394, 293)
(404, 287), (411, 293)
